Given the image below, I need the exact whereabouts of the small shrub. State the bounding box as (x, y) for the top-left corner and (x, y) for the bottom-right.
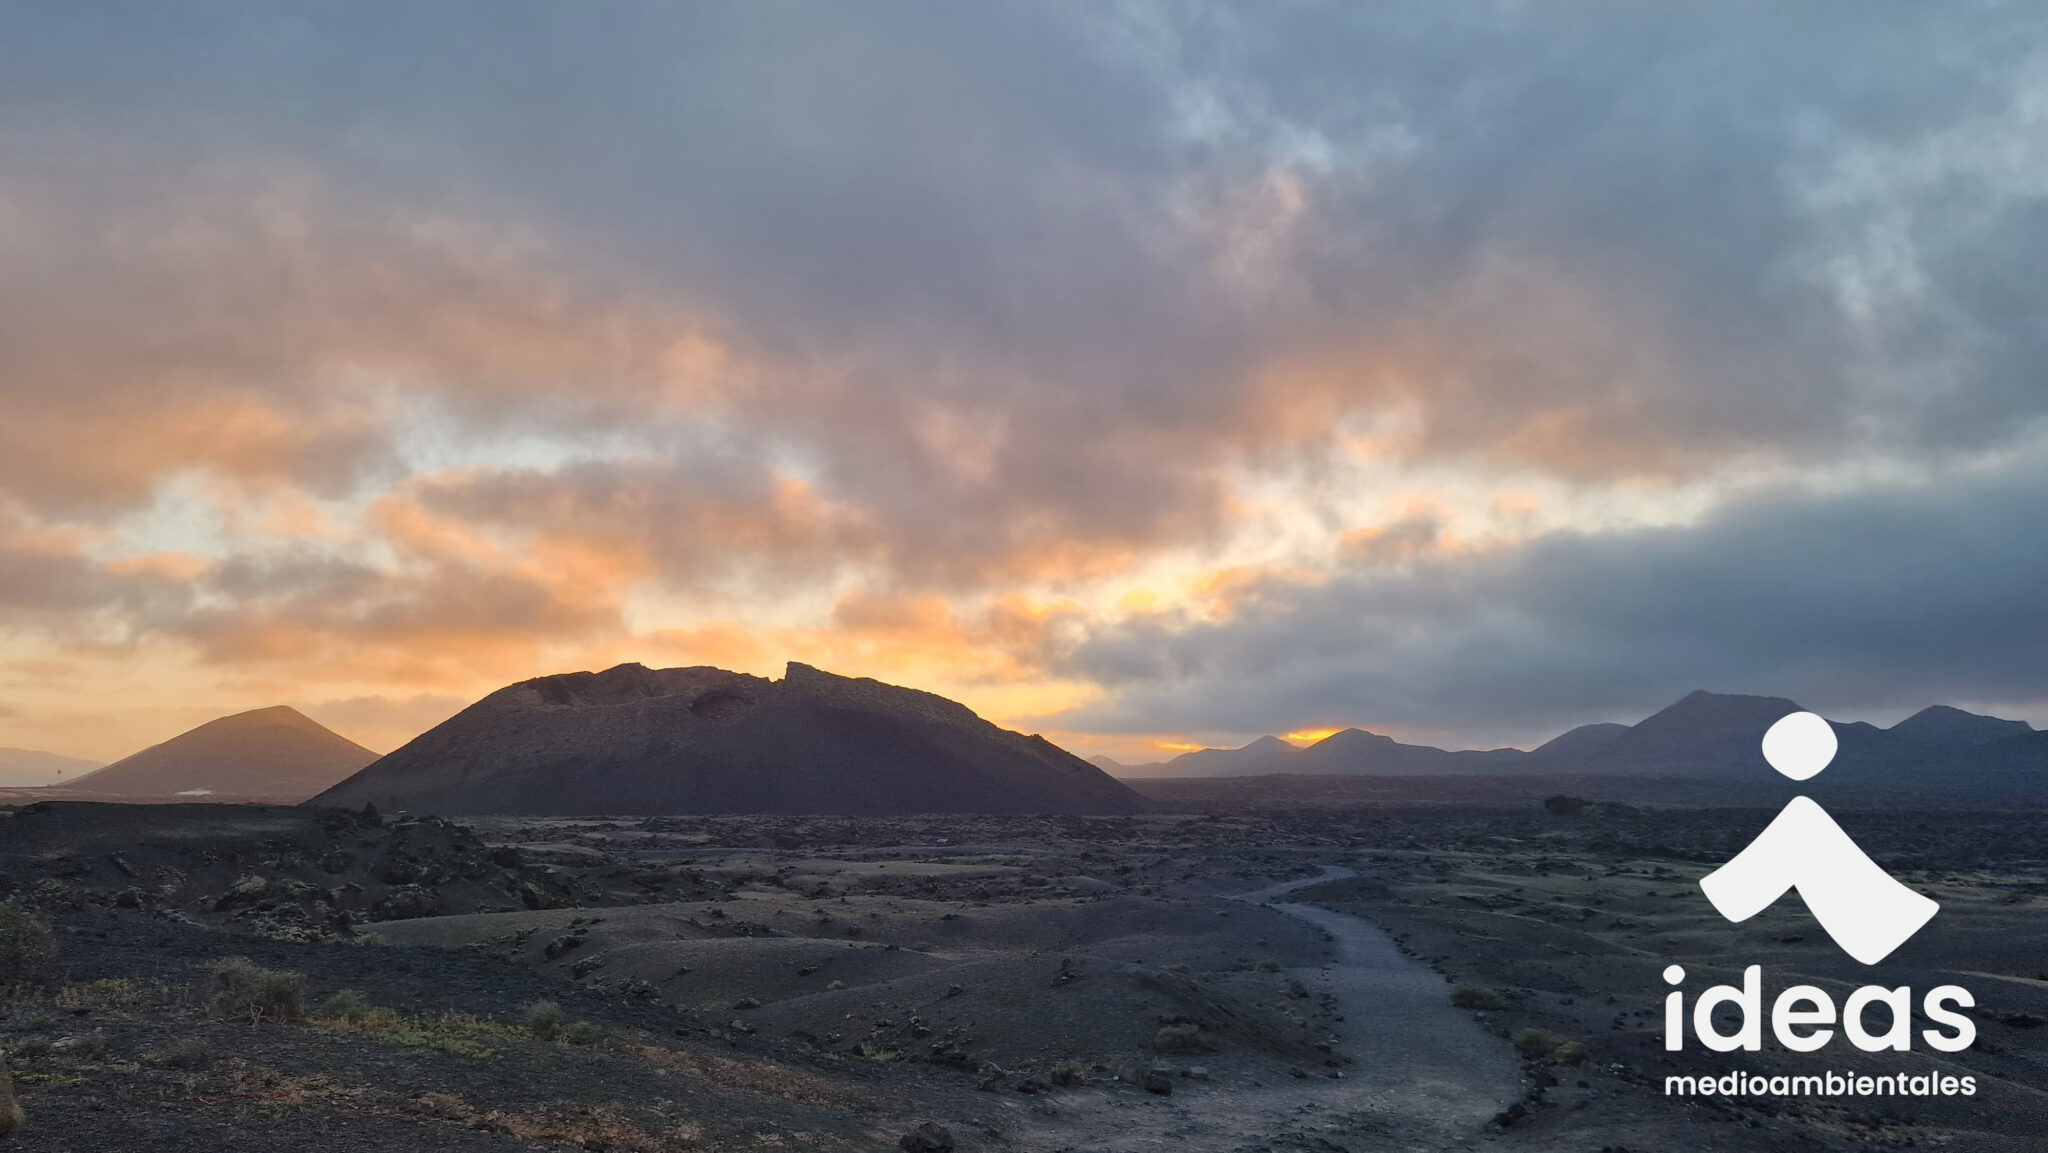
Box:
(523, 1000), (566, 1041)
(208, 957), (305, 1024)
(147, 1037), (212, 1069)
(424, 1035), (499, 1060)
(1552, 1039), (1590, 1065)
(317, 989), (375, 1022)
(56, 978), (147, 1010)
(1051, 1062), (1087, 1086)
(1449, 985), (1504, 1010)
(1512, 1027), (1569, 1060)
(561, 1020), (605, 1047)
(1254, 960), (1281, 973)
(6, 1037), (50, 1061)
(1152, 1023), (1207, 1053)
(0, 904), (59, 986)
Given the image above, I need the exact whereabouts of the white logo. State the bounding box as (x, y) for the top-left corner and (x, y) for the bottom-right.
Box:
(1698, 711), (1938, 965)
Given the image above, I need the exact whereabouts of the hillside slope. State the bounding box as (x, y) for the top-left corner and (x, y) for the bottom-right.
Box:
(68, 706), (377, 802)
(312, 662), (1148, 816)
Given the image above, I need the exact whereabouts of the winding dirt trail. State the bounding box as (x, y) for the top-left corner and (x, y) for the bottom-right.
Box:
(1005, 866), (1524, 1152)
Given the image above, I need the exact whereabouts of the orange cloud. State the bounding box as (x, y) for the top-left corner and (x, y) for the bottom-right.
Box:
(1338, 509), (1446, 565)
(1283, 728), (1342, 744)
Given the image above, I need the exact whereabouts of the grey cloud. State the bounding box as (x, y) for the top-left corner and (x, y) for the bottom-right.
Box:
(9, 3), (2045, 528)
(1054, 455), (2048, 745)
(1, 2), (2046, 727)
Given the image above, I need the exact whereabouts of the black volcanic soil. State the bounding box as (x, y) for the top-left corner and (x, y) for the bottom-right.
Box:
(4, 799), (2045, 1150)
(313, 662), (1147, 818)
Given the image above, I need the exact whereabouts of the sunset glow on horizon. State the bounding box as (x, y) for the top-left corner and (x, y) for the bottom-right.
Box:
(1284, 729), (1345, 745)
(5, 5), (2048, 765)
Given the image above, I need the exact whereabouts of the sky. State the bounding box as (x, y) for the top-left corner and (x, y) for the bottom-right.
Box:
(2, 2), (2046, 764)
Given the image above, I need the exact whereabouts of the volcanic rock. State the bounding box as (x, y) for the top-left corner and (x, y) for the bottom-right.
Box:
(900, 1122), (954, 1152)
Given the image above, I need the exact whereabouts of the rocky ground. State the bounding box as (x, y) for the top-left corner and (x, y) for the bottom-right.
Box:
(1, 800), (2044, 1150)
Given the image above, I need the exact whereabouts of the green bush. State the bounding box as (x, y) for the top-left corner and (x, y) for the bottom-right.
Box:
(1552, 1039), (1590, 1065)
(1448, 984), (1504, 1010)
(561, 1019), (605, 1046)
(316, 989), (375, 1022)
(0, 903), (59, 986)
(1152, 1023), (1207, 1053)
(208, 957), (305, 1024)
(1511, 1027), (1570, 1059)
(522, 1000), (566, 1040)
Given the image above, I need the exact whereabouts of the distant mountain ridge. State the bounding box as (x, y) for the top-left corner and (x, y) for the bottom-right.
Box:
(0, 747), (104, 788)
(67, 706), (377, 802)
(312, 662), (1148, 817)
(1094, 690), (2042, 799)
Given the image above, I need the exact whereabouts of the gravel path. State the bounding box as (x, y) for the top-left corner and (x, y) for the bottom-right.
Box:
(1250, 866), (1526, 1147)
(1006, 866), (1525, 1152)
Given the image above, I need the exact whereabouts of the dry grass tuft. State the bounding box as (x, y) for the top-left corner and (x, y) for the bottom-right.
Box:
(309, 993), (504, 1060)
(56, 977), (157, 1011)
(1152, 1023), (1209, 1053)
(414, 1094), (699, 1152)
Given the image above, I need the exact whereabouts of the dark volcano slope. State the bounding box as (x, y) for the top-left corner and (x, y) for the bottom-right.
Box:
(311, 662), (1148, 816)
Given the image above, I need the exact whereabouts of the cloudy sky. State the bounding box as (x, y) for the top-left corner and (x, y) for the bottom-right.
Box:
(3, 2), (2046, 762)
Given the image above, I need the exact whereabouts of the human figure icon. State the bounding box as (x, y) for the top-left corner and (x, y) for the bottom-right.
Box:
(1697, 711), (1939, 965)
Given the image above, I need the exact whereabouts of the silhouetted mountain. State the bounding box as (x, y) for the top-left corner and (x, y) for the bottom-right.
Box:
(0, 747), (103, 788)
(1577, 690), (1800, 775)
(68, 707), (377, 802)
(1887, 705), (2032, 747)
(1294, 728), (1521, 775)
(1121, 728), (1523, 778)
(1086, 754), (1180, 778)
(1971, 730), (2048, 777)
(1086, 690), (2046, 801)
(311, 662), (1147, 817)
(1528, 722), (1629, 763)
(1162, 735), (1301, 777)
